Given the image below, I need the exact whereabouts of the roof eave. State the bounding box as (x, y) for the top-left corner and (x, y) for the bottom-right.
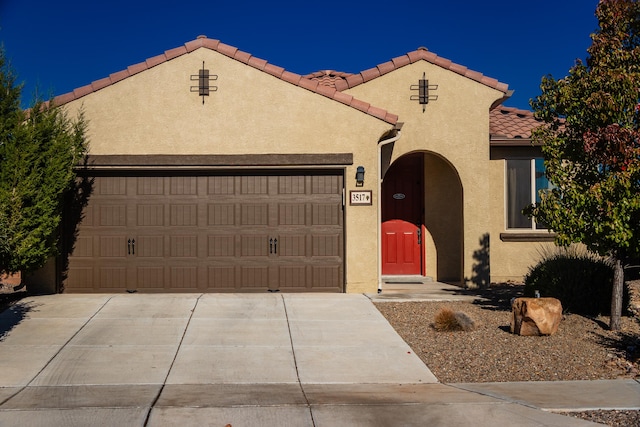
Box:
(490, 137), (540, 147)
(342, 47), (510, 95)
(490, 90), (515, 110)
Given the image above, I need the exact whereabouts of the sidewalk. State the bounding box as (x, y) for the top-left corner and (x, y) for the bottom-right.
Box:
(0, 292), (637, 426)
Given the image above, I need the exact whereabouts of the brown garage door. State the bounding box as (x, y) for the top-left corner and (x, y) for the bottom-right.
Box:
(64, 170), (344, 292)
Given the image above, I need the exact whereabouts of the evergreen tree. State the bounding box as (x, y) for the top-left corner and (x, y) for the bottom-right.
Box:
(0, 47), (88, 277)
(527, 0), (640, 330)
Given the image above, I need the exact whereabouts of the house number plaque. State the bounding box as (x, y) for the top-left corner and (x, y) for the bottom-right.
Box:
(350, 190), (372, 206)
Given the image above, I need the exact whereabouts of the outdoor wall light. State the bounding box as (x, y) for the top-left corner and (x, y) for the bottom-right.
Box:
(356, 166), (365, 187)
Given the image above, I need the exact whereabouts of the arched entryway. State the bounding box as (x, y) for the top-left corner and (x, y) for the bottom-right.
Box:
(382, 152), (463, 283)
(381, 153), (424, 275)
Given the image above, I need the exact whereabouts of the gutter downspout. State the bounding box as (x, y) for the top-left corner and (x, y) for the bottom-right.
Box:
(377, 124), (403, 293)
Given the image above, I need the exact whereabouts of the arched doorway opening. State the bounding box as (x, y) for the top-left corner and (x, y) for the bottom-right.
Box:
(381, 153), (424, 275)
(381, 152), (463, 282)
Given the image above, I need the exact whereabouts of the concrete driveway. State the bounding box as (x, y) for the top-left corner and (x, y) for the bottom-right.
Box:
(0, 293), (605, 426)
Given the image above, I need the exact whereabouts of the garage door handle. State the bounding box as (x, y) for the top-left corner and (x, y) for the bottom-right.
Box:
(274, 238), (278, 254)
(269, 238), (273, 254)
(128, 239), (131, 255)
(131, 239), (135, 255)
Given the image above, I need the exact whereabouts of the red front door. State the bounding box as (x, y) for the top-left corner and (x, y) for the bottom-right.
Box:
(382, 153), (424, 275)
(382, 220), (422, 275)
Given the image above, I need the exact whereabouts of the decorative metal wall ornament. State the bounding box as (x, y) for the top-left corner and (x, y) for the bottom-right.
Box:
(190, 61), (218, 104)
(410, 72), (438, 112)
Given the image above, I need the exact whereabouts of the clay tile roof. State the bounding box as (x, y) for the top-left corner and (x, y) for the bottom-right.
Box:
(333, 46), (510, 95)
(489, 106), (541, 140)
(304, 70), (354, 88)
(50, 36), (397, 125)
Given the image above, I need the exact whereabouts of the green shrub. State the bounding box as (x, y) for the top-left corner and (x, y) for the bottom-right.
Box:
(524, 245), (616, 315)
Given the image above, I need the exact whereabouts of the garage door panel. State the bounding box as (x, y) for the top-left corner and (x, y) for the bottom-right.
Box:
(99, 236), (128, 257)
(241, 176), (268, 194)
(80, 206), (95, 226)
(72, 236), (94, 257)
(278, 204), (306, 225)
(208, 204), (235, 226)
(312, 204), (341, 225)
(312, 234), (342, 257)
(169, 267), (198, 289)
(170, 204), (198, 226)
(65, 171), (344, 292)
(278, 235), (307, 257)
(278, 266), (307, 288)
(98, 177), (128, 195)
(207, 176), (235, 195)
(241, 235), (270, 257)
(99, 205), (127, 226)
(65, 267), (94, 290)
(278, 175), (306, 194)
(312, 266), (342, 289)
(241, 204), (269, 225)
(135, 266), (165, 289)
(207, 235), (235, 257)
(136, 235), (164, 257)
(241, 266), (270, 288)
(137, 205), (164, 226)
(100, 266), (127, 289)
(312, 175), (340, 194)
(170, 176), (198, 195)
(207, 266), (237, 290)
(137, 177), (164, 195)
(169, 235), (198, 257)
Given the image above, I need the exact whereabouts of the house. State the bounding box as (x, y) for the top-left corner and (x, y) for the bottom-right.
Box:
(30, 36), (554, 294)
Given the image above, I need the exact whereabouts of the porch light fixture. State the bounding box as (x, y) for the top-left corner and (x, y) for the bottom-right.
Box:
(410, 72), (438, 112)
(190, 61), (218, 104)
(356, 166), (365, 187)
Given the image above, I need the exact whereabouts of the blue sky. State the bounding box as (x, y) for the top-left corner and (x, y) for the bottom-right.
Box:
(1, 0), (599, 110)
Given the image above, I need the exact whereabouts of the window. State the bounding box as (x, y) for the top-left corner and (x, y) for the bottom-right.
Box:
(506, 158), (550, 229)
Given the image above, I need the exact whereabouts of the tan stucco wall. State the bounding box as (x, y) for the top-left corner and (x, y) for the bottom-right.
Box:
(62, 47), (394, 293)
(423, 153), (463, 281)
(345, 60), (505, 284)
(488, 147), (557, 283)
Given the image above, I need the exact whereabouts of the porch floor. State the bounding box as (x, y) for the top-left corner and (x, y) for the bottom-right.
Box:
(368, 277), (478, 302)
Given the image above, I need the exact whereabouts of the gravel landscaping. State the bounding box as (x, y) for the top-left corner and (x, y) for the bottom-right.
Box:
(375, 282), (640, 427)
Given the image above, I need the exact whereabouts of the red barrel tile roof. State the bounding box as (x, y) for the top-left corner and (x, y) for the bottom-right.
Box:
(490, 107), (541, 140)
(304, 70), (354, 88)
(327, 47), (510, 94)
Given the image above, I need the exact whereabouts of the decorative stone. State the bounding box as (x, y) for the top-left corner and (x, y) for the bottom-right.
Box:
(510, 297), (562, 336)
(0, 271), (21, 286)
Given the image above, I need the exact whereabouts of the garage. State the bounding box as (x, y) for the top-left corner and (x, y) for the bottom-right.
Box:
(63, 166), (345, 293)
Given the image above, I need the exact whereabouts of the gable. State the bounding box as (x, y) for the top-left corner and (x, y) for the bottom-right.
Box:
(59, 37), (395, 156)
(333, 47), (509, 97)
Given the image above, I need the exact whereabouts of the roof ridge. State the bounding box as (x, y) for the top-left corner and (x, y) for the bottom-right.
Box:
(303, 70), (355, 79)
(492, 105), (535, 116)
(50, 36), (397, 125)
(333, 47), (509, 94)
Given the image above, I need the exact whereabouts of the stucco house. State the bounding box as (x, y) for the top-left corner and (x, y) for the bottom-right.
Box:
(31, 35), (554, 294)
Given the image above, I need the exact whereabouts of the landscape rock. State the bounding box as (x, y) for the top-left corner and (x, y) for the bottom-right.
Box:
(511, 297), (562, 336)
(0, 272), (21, 286)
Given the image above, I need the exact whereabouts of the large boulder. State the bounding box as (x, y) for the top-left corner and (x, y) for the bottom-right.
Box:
(511, 297), (562, 336)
